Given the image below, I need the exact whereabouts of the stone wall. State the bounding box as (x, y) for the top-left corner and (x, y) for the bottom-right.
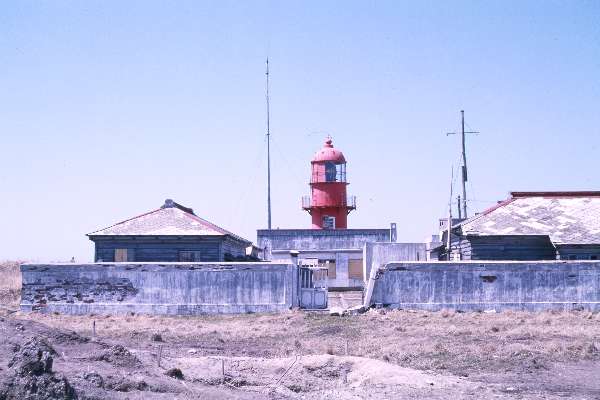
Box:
(21, 262), (297, 315)
(370, 261), (600, 311)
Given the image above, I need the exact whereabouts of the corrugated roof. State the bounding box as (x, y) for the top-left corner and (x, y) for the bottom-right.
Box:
(87, 199), (251, 244)
(458, 192), (600, 245)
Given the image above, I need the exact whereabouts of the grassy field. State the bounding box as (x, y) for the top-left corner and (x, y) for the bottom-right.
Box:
(5, 307), (600, 399)
(0, 261), (21, 308)
(3, 261), (600, 398)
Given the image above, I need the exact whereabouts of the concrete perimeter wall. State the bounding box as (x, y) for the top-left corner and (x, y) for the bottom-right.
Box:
(21, 262), (297, 315)
(371, 261), (600, 312)
(363, 243), (427, 283)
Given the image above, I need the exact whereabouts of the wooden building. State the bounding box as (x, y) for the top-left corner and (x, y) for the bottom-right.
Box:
(88, 199), (253, 262)
(438, 192), (600, 261)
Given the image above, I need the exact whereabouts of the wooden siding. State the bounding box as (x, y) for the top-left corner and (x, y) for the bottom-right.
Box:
(222, 236), (248, 260)
(458, 235), (556, 261)
(557, 245), (600, 260)
(92, 236), (224, 262)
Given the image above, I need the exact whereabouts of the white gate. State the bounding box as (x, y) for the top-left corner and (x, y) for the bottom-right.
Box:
(298, 262), (328, 309)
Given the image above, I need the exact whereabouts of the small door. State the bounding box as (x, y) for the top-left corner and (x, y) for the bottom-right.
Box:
(298, 265), (328, 309)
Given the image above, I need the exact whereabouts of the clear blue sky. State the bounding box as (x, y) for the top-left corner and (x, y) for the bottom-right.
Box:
(1, 1), (599, 262)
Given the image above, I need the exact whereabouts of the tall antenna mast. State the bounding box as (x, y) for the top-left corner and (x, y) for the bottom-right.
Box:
(266, 58), (272, 230)
(447, 167), (454, 260)
(446, 110), (479, 219)
(460, 110), (467, 218)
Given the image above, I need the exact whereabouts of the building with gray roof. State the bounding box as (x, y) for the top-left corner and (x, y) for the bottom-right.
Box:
(439, 191), (600, 261)
(88, 199), (253, 262)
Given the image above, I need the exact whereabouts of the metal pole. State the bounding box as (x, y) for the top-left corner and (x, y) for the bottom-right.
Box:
(461, 110), (468, 218)
(457, 195), (462, 220)
(447, 167), (453, 261)
(266, 58), (272, 230)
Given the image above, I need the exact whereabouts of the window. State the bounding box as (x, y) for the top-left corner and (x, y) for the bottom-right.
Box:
(114, 249), (129, 262)
(348, 259), (364, 280)
(325, 162), (337, 182)
(322, 216), (336, 229)
(318, 259), (336, 279)
(179, 251), (202, 262)
(591, 255), (598, 260)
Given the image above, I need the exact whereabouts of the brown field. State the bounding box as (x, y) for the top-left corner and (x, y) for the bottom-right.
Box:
(0, 261), (21, 309)
(1, 263), (600, 399)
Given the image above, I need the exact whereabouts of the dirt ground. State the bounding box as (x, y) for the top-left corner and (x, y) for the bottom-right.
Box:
(2, 262), (600, 399)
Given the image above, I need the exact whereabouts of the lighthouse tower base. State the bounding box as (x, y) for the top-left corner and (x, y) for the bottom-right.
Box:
(310, 208), (348, 230)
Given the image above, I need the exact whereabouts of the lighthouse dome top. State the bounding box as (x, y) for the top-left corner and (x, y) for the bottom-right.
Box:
(312, 137), (346, 163)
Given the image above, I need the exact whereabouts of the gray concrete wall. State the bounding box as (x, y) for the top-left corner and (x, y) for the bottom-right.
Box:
(257, 229), (391, 288)
(21, 262), (297, 315)
(363, 243), (427, 283)
(257, 229), (390, 257)
(371, 261), (600, 311)
(271, 249), (364, 288)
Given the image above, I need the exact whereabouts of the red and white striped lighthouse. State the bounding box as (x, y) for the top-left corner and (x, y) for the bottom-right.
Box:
(302, 137), (356, 229)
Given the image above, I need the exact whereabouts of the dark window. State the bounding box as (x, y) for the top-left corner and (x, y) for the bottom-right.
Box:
(325, 162), (337, 182)
(322, 216), (335, 229)
(179, 251), (201, 262)
(591, 255), (598, 260)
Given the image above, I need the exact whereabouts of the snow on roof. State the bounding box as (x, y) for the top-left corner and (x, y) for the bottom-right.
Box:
(87, 199), (251, 244)
(458, 192), (600, 245)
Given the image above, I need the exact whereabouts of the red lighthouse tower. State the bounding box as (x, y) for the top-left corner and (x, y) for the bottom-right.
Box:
(302, 137), (356, 229)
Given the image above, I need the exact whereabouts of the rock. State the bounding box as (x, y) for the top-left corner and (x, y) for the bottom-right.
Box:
(103, 375), (148, 392)
(329, 307), (346, 317)
(82, 371), (104, 388)
(49, 330), (89, 345)
(187, 349), (197, 355)
(1, 337), (76, 400)
(93, 345), (140, 368)
(346, 305), (367, 315)
(1, 372), (76, 400)
(151, 333), (163, 342)
(165, 368), (184, 380)
(8, 337), (56, 376)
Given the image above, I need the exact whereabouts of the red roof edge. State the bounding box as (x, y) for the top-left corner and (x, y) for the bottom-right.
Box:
(510, 191), (600, 198)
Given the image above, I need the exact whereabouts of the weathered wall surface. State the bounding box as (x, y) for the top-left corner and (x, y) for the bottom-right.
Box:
(363, 243), (427, 282)
(371, 261), (600, 311)
(21, 262), (297, 315)
(257, 229), (390, 256)
(257, 229), (391, 288)
(92, 236), (232, 262)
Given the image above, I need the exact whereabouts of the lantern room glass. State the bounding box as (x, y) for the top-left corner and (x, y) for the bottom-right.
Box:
(315, 162), (346, 183)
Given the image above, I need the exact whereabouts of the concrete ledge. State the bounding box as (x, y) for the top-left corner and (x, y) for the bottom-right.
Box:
(21, 262), (297, 315)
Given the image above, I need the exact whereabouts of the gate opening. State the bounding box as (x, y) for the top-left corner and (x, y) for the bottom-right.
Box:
(298, 260), (328, 310)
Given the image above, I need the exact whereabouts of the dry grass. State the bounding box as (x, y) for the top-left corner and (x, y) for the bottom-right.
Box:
(0, 261), (22, 308)
(16, 308), (600, 378)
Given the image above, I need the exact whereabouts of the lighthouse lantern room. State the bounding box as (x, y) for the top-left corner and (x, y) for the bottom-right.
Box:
(302, 137), (356, 229)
